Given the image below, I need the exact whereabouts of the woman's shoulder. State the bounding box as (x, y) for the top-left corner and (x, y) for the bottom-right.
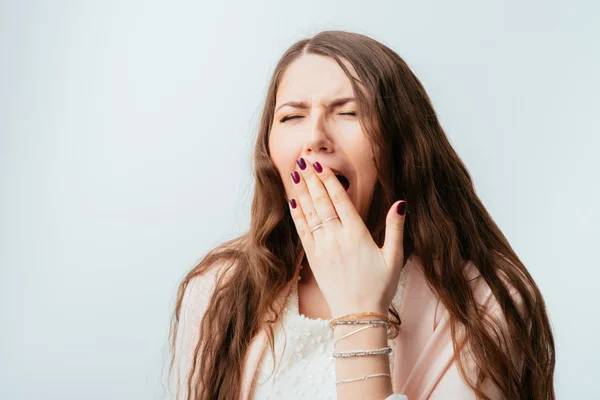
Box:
(181, 258), (238, 314)
(168, 256), (240, 399)
(399, 256), (524, 328)
(461, 258), (528, 328)
(171, 258), (239, 382)
(393, 256), (523, 398)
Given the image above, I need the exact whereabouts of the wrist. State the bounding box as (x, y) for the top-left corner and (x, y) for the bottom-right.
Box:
(331, 306), (388, 319)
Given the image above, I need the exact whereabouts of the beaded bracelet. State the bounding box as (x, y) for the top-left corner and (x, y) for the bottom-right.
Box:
(331, 319), (390, 328)
(331, 318), (399, 340)
(332, 346), (392, 358)
(329, 311), (390, 330)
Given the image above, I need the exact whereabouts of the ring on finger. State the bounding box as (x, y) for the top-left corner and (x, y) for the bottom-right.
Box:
(310, 223), (324, 233)
(309, 215), (339, 232)
(322, 215), (339, 224)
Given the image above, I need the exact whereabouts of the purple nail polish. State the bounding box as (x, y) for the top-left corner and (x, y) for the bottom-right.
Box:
(313, 162), (323, 173)
(397, 201), (406, 216)
(296, 157), (306, 170)
(291, 171), (300, 184)
(289, 199), (297, 209)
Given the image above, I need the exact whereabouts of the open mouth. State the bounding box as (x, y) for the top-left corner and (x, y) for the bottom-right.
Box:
(335, 174), (350, 191)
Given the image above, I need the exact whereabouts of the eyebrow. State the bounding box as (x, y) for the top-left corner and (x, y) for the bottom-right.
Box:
(274, 97), (356, 113)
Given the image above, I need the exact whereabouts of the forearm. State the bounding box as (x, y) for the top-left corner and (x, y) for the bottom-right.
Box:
(333, 317), (394, 399)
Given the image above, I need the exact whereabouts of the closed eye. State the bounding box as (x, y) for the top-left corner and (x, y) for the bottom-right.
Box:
(279, 115), (302, 123)
(279, 111), (356, 123)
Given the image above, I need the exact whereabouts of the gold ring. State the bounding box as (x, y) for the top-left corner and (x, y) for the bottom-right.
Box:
(322, 215), (339, 223)
(310, 224), (323, 232)
(310, 215), (339, 233)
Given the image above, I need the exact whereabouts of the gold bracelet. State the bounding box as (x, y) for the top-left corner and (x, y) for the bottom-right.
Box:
(330, 311), (401, 340)
(333, 324), (385, 346)
(329, 311), (390, 331)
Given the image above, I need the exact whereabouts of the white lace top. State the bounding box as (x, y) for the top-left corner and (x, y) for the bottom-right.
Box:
(251, 268), (410, 400)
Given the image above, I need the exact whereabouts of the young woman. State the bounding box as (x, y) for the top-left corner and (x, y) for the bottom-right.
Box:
(167, 30), (555, 400)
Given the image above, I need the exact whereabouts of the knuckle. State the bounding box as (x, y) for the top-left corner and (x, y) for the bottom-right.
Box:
(324, 173), (336, 183)
(291, 213), (306, 226)
(329, 191), (348, 206)
(304, 210), (318, 220)
(295, 184), (308, 195)
(313, 194), (330, 206)
(297, 227), (311, 240)
(392, 223), (404, 233)
(302, 171), (315, 182)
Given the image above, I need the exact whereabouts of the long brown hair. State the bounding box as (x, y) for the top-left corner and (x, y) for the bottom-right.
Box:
(168, 30), (555, 399)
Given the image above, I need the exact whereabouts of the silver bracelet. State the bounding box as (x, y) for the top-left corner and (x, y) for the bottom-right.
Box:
(332, 346), (392, 358)
(335, 372), (392, 385)
(332, 319), (390, 327)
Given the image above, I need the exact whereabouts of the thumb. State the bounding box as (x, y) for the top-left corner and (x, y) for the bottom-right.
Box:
(381, 200), (407, 270)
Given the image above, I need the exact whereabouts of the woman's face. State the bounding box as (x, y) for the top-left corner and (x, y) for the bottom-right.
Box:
(268, 54), (378, 221)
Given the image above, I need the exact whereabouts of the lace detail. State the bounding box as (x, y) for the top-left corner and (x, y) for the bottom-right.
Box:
(251, 261), (411, 399)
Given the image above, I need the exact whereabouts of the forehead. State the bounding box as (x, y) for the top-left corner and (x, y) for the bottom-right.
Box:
(276, 54), (360, 104)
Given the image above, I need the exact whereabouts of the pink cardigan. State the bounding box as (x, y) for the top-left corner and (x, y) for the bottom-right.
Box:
(175, 256), (506, 399)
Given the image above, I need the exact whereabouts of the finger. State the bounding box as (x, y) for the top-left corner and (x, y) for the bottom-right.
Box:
(290, 167), (324, 241)
(311, 161), (363, 229)
(287, 197), (315, 255)
(381, 200), (407, 270)
(296, 157), (342, 234)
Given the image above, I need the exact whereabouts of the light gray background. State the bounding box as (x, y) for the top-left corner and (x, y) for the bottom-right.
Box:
(1, 1), (598, 399)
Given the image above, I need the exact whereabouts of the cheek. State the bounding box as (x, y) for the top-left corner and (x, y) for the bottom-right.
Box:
(269, 135), (295, 172)
(351, 137), (375, 170)
(352, 140), (378, 191)
(269, 134), (298, 196)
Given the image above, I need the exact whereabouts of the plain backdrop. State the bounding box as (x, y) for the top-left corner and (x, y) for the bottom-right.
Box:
(1, 1), (598, 399)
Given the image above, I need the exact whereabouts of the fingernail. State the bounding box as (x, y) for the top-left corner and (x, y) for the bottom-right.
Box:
(397, 201), (406, 216)
(291, 171), (300, 184)
(289, 199), (297, 209)
(313, 162), (323, 173)
(296, 157), (307, 170)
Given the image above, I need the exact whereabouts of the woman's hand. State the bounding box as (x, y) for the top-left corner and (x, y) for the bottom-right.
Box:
(287, 157), (408, 318)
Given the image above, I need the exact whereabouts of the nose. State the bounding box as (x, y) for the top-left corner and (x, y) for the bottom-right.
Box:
(301, 111), (335, 155)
